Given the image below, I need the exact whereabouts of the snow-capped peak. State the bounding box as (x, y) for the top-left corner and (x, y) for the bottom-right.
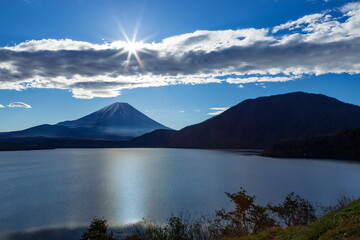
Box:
(98, 102), (132, 117)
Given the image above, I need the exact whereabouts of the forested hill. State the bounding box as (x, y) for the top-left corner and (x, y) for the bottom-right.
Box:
(262, 127), (360, 160)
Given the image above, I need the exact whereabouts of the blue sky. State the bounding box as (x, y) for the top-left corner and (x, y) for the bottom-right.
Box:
(0, 0), (359, 131)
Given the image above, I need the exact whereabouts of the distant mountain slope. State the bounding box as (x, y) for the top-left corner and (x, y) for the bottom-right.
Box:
(131, 129), (179, 147)
(0, 102), (171, 140)
(0, 124), (124, 140)
(0, 124), (82, 138)
(133, 92), (360, 149)
(262, 127), (360, 160)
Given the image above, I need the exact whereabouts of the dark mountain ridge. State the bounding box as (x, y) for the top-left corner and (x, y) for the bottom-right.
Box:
(132, 92), (360, 149)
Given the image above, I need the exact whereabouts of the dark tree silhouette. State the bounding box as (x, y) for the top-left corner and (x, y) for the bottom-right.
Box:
(80, 218), (115, 240)
(269, 192), (316, 226)
(210, 188), (276, 238)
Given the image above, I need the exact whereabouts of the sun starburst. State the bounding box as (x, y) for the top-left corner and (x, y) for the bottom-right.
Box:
(110, 21), (152, 68)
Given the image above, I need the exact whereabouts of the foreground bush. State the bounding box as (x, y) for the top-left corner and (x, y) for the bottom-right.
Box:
(80, 189), (323, 240)
(227, 198), (360, 240)
(209, 189), (277, 238)
(268, 192), (316, 227)
(123, 215), (210, 240)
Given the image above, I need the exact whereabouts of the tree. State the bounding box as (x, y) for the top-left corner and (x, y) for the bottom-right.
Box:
(80, 218), (116, 240)
(269, 192), (316, 226)
(210, 188), (276, 238)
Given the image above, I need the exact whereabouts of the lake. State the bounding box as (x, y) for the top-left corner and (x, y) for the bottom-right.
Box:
(0, 148), (359, 239)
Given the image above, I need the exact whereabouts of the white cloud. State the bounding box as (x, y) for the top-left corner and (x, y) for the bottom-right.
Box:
(272, 13), (326, 33)
(7, 102), (32, 108)
(226, 76), (300, 84)
(340, 2), (360, 13)
(0, 104), (5, 108)
(0, 1), (360, 99)
(255, 83), (267, 88)
(208, 107), (230, 116)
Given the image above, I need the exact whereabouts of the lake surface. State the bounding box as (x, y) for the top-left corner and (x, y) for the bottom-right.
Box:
(0, 148), (360, 236)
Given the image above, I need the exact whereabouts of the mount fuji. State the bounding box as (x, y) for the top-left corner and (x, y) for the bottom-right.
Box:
(57, 102), (171, 138)
(0, 102), (171, 140)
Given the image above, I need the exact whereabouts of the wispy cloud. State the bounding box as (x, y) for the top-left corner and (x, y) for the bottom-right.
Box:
(7, 102), (32, 108)
(0, 104), (5, 108)
(255, 83), (267, 88)
(208, 107), (230, 116)
(0, 1), (360, 99)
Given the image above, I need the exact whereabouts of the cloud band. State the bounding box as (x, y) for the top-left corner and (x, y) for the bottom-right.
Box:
(0, 2), (360, 98)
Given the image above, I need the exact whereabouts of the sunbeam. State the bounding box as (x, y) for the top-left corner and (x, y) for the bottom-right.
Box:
(112, 20), (151, 68)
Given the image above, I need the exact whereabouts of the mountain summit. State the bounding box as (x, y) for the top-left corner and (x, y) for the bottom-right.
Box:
(0, 102), (171, 140)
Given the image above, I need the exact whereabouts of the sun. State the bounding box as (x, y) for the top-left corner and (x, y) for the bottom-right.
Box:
(111, 36), (150, 68)
(123, 40), (145, 66)
(111, 21), (152, 68)
(124, 41), (139, 54)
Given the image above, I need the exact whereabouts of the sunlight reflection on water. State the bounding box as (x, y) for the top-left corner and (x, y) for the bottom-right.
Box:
(0, 148), (359, 235)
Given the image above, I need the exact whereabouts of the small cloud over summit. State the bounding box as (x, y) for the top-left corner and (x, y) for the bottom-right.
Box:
(208, 107), (230, 116)
(7, 102), (32, 108)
